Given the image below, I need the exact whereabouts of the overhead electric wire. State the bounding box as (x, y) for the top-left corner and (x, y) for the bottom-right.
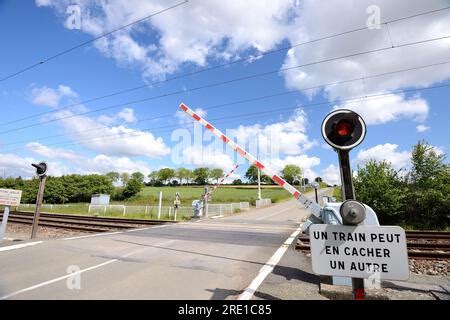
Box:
(1, 5), (449, 127)
(0, 0), (189, 84)
(3, 82), (449, 154)
(2, 59), (450, 148)
(1, 33), (449, 136)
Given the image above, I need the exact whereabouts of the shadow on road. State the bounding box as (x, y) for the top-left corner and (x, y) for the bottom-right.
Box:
(113, 239), (266, 266)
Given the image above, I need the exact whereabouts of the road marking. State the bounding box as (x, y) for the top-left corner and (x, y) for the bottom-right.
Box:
(0, 258), (118, 300)
(0, 241), (43, 252)
(238, 226), (302, 300)
(62, 231), (123, 240)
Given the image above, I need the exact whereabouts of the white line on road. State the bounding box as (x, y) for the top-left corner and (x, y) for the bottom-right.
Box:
(0, 241), (43, 252)
(62, 231), (123, 240)
(0, 258), (118, 300)
(237, 226), (302, 300)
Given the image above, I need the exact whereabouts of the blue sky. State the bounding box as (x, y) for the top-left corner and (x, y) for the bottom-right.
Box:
(0, 0), (449, 184)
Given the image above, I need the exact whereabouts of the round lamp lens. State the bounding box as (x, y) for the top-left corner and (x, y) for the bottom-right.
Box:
(335, 120), (353, 137)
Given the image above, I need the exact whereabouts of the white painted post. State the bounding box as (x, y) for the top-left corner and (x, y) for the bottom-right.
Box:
(123, 206), (126, 216)
(145, 206), (148, 215)
(157, 191), (162, 220)
(0, 206), (10, 244)
(168, 207), (172, 217)
(103, 205), (107, 214)
(174, 207), (177, 221)
(88, 205), (91, 213)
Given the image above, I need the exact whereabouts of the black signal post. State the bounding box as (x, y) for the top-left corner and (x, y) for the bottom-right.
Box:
(31, 162), (47, 239)
(321, 109), (367, 300)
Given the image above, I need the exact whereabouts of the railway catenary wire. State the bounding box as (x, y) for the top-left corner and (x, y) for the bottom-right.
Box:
(3, 59), (450, 149)
(1, 33), (449, 136)
(3, 81), (449, 154)
(2, 5), (449, 126)
(0, 1), (189, 84)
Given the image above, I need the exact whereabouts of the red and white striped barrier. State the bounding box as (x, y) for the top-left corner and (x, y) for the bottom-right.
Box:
(204, 164), (239, 200)
(179, 103), (321, 218)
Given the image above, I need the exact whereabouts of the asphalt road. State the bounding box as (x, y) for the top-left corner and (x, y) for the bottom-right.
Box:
(0, 189), (329, 300)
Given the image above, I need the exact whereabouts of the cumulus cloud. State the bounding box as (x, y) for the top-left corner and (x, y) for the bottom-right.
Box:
(416, 124), (430, 132)
(227, 109), (317, 157)
(25, 142), (82, 161)
(266, 154), (320, 180)
(52, 109), (170, 158)
(282, 0), (450, 102)
(97, 108), (137, 125)
(334, 93), (429, 125)
(30, 84), (77, 108)
(35, 0), (300, 79)
(321, 164), (341, 186)
(356, 143), (411, 170)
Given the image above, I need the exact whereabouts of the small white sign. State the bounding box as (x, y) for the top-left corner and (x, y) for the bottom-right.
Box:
(0, 188), (22, 206)
(309, 224), (409, 280)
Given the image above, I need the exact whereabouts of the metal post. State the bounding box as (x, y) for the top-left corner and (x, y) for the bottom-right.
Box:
(157, 191), (162, 220)
(338, 150), (365, 300)
(31, 175), (46, 239)
(314, 188), (318, 204)
(0, 206), (10, 244)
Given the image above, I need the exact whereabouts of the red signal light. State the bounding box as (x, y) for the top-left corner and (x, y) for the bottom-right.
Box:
(335, 120), (353, 137)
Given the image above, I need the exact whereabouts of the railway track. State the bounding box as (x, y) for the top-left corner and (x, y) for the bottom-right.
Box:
(0, 211), (176, 233)
(296, 231), (450, 260)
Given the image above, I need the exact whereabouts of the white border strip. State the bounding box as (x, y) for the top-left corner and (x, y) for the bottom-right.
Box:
(238, 226), (302, 300)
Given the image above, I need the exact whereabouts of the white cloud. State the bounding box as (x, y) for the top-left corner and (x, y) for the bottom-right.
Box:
(54, 109), (170, 158)
(180, 145), (235, 170)
(356, 143), (411, 170)
(25, 142), (81, 161)
(227, 109), (317, 157)
(98, 108), (137, 125)
(416, 124), (430, 132)
(282, 0), (450, 102)
(81, 154), (152, 175)
(35, 0), (300, 79)
(30, 84), (77, 108)
(266, 154), (320, 180)
(334, 93), (429, 125)
(0, 152), (70, 177)
(321, 164), (341, 186)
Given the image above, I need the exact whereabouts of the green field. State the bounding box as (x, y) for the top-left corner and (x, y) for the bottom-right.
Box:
(129, 185), (308, 206)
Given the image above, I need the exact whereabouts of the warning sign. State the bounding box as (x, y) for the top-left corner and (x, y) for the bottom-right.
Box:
(309, 224), (409, 280)
(0, 188), (22, 206)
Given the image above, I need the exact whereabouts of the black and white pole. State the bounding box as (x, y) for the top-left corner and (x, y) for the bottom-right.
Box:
(322, 109), (367, 300)
(31, 162), (47, 239)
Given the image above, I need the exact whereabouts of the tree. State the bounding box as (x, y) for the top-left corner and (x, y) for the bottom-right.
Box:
(245, 165), (270, 184)
(405, 141), (449, 229)
(315, 177), (323, 183)
(232, 179), (243, 185)
(105, 172), (120, 183)
(210, 168), (224, 183)
(120, 172), (130, 185)
(176, 168), (191, 185)
(282, 165), (302, 185)
(131, 172), (145, 184)
(192, 167), (210, 185)
(354, 160), (406, 225)
(147, 171), (159, 186)
(123, 178), (143, 199)
(158, 168), (176, 185)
